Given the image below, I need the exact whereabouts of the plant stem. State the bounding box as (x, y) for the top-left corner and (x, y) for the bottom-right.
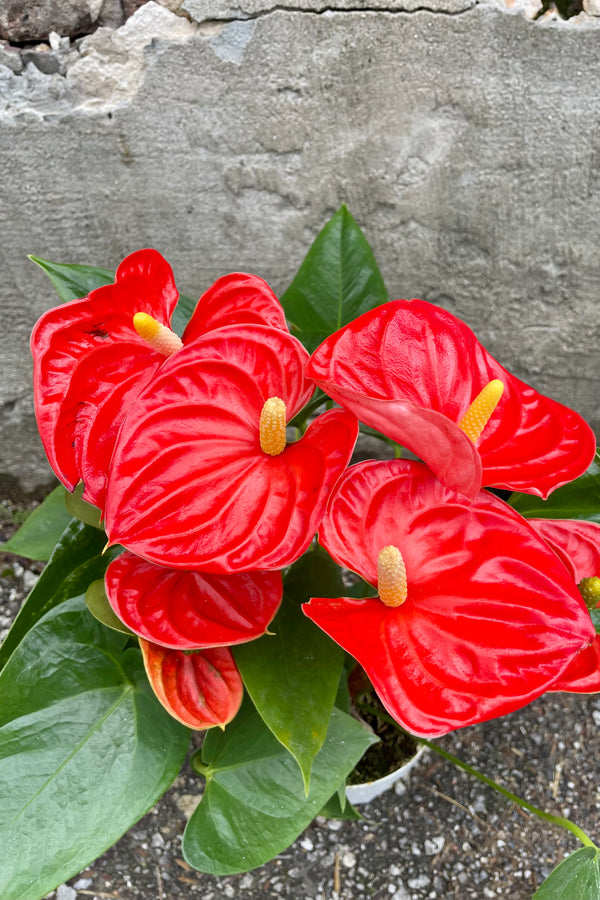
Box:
(417, 737), (596, 849)
(358, 425), (403, 456)
(354, 701), (596, 849)
(288, 390), (328, 428)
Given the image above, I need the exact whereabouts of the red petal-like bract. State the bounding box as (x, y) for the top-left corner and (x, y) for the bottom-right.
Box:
(529, 518), (600, 584)
(105, 550), (282, 649)
(306, 300), (595, 499)
(31, 249), (179, 498)
(528, 518), (600, 693)
(140, 639), (243, 729)
(31, 257), (289, 511)
(182, 273), (288, 342)
(303, 460), (595, 737)
(105, 324), (358, 572)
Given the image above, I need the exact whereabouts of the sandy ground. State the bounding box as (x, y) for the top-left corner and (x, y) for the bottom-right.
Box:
(1, 499), (598, 900)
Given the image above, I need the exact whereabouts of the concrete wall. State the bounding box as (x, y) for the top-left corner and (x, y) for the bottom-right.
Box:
(1, 1), (599, 495)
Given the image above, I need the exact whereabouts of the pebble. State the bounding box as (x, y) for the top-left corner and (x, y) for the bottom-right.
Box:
(407, 874), (431, 889)
(22, 569), (40, 590)
(300, 837), (314, 851)
(424, 836), (445, 855)
(391, 886), (411, 900)
(72, 879), (93, 890)
(341, 850), (356, 868)
(56, 886), (77, 900)
(174, 793), (201, 819)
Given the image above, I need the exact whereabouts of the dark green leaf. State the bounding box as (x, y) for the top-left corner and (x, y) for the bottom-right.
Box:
(182, 696), (376, 875)
(1, 485), (72, 561)
(171, 292), (197, 337)
(0, 520), (114, 672)
(86, 578), (135, 637)
(319, 787), (361, 820)
(591, 608), (600, 633)
(510, 461), (600, 523)
(280, 204), (388, 352)
(64, 482), (104, 529)
(533, 847), (600, 899)
(30, 256), (114, 303)
(234, 548), (345, 792)
(0, 596), (189, 900)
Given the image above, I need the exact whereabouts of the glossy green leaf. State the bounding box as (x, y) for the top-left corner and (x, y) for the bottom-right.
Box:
(0, 520), (114, 672)
(510, 461), (600, 523)
(533, 847), (600, 899)
(0, 595), (190, 900)
(171, 292), (196, 337)
(234, 549), (345, 792)
(1, 485), (72, 560)
(182, 696), (376, 875)
(64, 482), (104, 529)
(319, 788), (361, 820)
(29, 255), (114, 302)
(280, 204), (388, 352)
(86, 578), (135, 637)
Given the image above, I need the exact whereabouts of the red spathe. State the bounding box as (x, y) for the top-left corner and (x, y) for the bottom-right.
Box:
(306, 300), (596, 499)
(303, 459), (596, 737)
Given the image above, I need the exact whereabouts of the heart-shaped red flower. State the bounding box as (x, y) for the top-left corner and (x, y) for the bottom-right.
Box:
(105, 550), (282, 649)
(529, 518), (600, 693)
(104, 324), (358, 573)
(306, 300), (595, 499)
(31, 249), (288, 511)
(303, 459), (595, 737)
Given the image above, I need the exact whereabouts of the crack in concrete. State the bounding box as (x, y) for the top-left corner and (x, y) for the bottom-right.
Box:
(194, 2), (476, 23)
(229, 4), (473, 15)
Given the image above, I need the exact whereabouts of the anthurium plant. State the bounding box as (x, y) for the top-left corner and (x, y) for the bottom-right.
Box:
(3, 205), (600, 899)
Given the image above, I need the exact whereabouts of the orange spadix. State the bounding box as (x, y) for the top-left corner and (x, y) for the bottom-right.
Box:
(259, 397), (287, 456)
(377, 545), (408, 608)
(458, 379), (504, 444)
(133, 312), (183, 357)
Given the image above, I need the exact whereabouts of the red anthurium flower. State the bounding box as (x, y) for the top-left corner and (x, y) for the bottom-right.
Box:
(306, 300), (595, 499)
(31, 249), (288, 511)
(104, 324), (358, 573)
(303, 459), (595, 737)
(140, 639), (243, 729)
(105, 550), (282, 649)
(528, 518), (600, 693)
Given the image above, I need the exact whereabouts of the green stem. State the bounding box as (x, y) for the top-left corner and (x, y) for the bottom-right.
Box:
(355, 702), (597, 849)
(359, 425), (403, 457)
(190, 752), (211, 778)
(288, 390), (329, 429)
(418, 737), (596, 848)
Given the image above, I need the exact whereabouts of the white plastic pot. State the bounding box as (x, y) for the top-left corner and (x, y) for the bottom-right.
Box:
(345, 744), (426, 805)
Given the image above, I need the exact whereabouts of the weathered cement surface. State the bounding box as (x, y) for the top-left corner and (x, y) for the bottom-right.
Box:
(1, 1), (599, 493)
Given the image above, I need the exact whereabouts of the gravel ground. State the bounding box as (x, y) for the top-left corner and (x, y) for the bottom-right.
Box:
(1, 498), (598, 900)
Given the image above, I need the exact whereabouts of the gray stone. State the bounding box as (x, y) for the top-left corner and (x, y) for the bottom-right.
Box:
(0, 1), (599, 492)
(55, 885), (77, 900)
(0, 0), (104, 41)
(0, 40), (22, 73)
(99, 0), (126, 29)
(21, 46), (61, 76)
